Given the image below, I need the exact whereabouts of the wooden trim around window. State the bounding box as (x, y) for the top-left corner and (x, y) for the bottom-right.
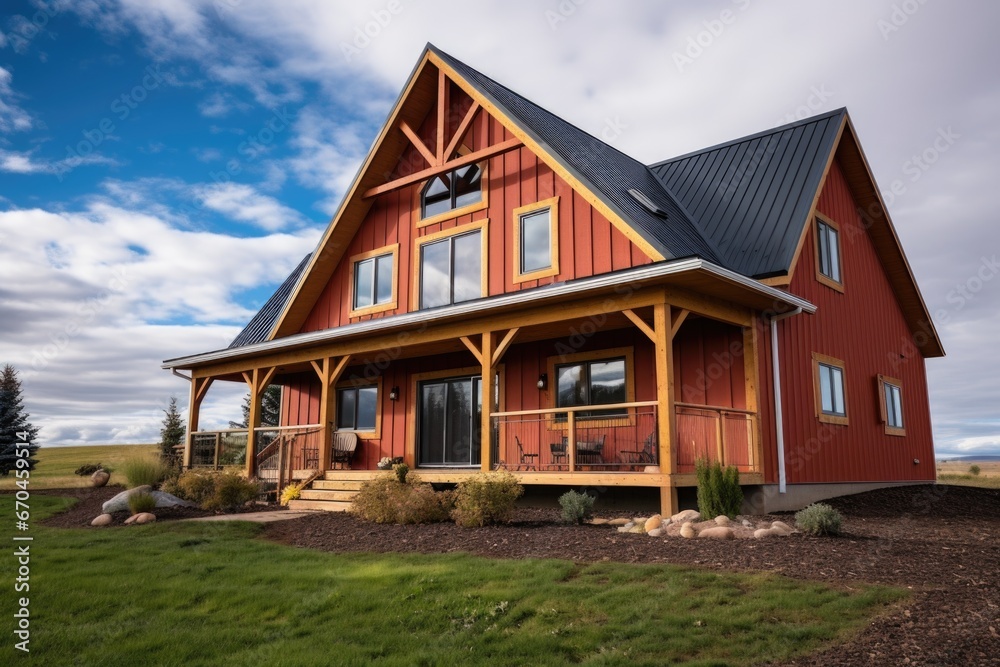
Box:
(512, 196), (560, 283)
(334, 376), (382, 440)
(546, 346), (636, 430)
(413, 161), (490, 229)
(412, 218), (489, 311)
(348, 243), (400, 318)
(814, 212), (845, 293)
(876, 374), (906, 436)
(812, 352), (848, 425)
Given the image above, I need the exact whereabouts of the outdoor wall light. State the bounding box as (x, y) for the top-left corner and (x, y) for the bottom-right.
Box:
(389, 386), (400, 401)
(537, 374), (547, 390)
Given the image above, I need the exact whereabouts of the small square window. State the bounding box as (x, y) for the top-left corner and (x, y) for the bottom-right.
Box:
(337, 385), (379, 433)
(813, 353), (848, 425)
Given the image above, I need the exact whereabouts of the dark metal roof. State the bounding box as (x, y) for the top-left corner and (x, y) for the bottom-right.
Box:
(649, 109), (845, 278)
(229, 254), (311, 348)
(430, 45), (725, 265)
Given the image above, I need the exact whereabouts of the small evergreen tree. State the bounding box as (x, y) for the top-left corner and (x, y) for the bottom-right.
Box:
(159, 397), (186, 466)
(229, 385), (281, 428)
(0, 364), (40, 476)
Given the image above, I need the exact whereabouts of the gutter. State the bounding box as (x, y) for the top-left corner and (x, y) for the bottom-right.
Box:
(770, 307), (803, 494)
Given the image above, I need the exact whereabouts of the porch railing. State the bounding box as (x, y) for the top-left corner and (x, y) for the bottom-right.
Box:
(491, 401), (659, 472)
(189, 429), (249, 468)
(674, 402), (757, 473)
(254, 425), (324, 494)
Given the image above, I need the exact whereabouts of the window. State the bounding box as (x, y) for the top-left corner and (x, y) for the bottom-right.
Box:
(349, 244), (398, 316)
(337, 385), (378, 433)
(812, 353), (848, 425)
(878, 375), (905, 435)
(513, 197), (560, 282)
(416, 221), (486, 309)
(815, 215), (843, 290)
(420, 163), (483, 220)
(548, 348), (635, 423)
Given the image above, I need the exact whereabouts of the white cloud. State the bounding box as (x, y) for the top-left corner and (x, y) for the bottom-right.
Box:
(194, 182), (310, 230)
(0, 148), (119, 175)
(0, 66), (34, 132)
(285, 106), (369, 214)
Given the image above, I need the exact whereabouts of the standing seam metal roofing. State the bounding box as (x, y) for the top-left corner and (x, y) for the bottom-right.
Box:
(649, 109), (845, 278)
(229, 254), (312, 348)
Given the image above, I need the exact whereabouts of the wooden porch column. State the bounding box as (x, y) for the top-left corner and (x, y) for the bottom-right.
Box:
(653, 302), (678, 517)
(242, 367), (276, 478)
(184, 376), (213, 468)
(480, 331), (495, 472)
(743, 316), (763, 471)
(312, 355), (351, 471)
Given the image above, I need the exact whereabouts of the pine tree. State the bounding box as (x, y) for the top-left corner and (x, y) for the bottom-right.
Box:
(229, 385), (281, 428)
(159, 397), (186, 466)
(0, 364), (40, 476)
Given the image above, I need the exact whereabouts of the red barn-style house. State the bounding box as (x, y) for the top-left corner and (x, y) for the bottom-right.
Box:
(163, 45), (944, 514)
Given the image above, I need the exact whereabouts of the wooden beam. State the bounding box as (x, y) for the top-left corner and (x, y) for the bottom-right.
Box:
(622, 309), (656, 343)
(317, 356), (333, 472)
(491, 327), (520, 367)
(400, 120), (436, 167)
(246, 368), (262, 478)
(309, 359), (323, 381)
(362, 138), (522, 199)
(444, 101), (479, 160)
(653, 302), (676, 516)
(241, 371), (252, 388)
(184, 377), (199, 468)
(743, 317), (763, 474)
(329, 354), (352, 387)
(194, 376), (214, 404)
(480, 331), (494, 472)
(436, 68), (448, 164)
(460, 336), (484, 365)
(670, 309), (689, 337)
(255, 366), (277, 397)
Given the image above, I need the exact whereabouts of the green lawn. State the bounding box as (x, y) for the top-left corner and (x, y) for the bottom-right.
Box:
(0, 444), (158, 491)
(937, 473), (1000, 489)
(0, 495), (905, 666)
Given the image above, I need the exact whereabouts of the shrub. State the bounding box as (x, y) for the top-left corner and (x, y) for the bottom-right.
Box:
(795, 503), (843, 536)
(393, 462), (409, 484)
(205, 473), (261, 512)
(75, 463), (103, 476)
(559, 490), (595, 524)
(352, 474), (453, 524)
(695, 459), (743, 519)
(452, 471), (524, 528)
(128, 491), (157, 515)
(280, 483), (302, 506)
(969, 464), (981, 476)
(165, 470), (217, 506)
(120, 456), (170, 489)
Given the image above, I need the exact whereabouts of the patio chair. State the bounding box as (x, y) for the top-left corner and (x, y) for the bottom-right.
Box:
(331, 432), (359, 469)
(514, 436), (538, 471)
(619, 432), (657, 465)
(549, 437), (568, 468)
(577, 434), (605, 465)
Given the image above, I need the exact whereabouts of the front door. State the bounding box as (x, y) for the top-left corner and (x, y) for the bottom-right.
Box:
(418, 375), (482, 467)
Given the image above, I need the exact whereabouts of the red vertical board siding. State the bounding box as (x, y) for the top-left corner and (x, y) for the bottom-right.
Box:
(672, 318), (747, 410)
(776, 158), (935, 484)
(298, 107), (652, 334)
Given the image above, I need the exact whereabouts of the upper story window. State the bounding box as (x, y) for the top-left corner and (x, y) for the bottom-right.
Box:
(349, 244), (398, 317)
(513, 197), (560, 283)
(815, 215), (843, 291)
(421, 164), (483, 220)
(813, 352), (848, 425)
(416, 221), (486, 309)
(878, 375), (905, 435)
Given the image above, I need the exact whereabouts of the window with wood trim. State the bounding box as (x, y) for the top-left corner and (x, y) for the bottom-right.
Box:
(420, 163), (483, 219)
(349, 244), (398, 317)
(547, 347), (635, 424)
(513, 197), (559, 283)
(877, 375), (905, 436)
(815, 215), (843, 290)
(812, 352), (848, 425)
(415, 220), (487, 310)
(336, 384), (379, 434)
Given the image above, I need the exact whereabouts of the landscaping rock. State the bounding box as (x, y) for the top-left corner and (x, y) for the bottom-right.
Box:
(714, 515), (731, 526)
(617, 525), (632, 533)
(588, 518), (609, 525)
(608, 518), (631, 526)
(91, 470), (110, 488)
(644, 515), (662, 532)
(633, 517), (648, 525)
(699, 526), (735, 540)
(124, 514), (138, 525)
(629, 525), (645, 534)
(754, 528), (777, 539)
(647, 527), (664, 537)
(134, 512), (157, 525)
(101, 487), (196, 514)
(741, 519), (753, 528)
(769, 520), (795, 536)
(679, 522), (696, 539)
(90, 513), (113, 526)
(671, 509), (701, 523)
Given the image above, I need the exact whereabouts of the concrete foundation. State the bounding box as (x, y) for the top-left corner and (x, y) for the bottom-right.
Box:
(742, 481), (931, 514)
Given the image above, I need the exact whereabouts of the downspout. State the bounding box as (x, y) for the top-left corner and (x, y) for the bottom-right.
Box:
(770, 307), (802, 494)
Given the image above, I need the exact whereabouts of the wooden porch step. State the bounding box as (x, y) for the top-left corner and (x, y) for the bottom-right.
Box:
(323, 470), (380, 481)
(286, 499), (354, 512)
(312, 479), (365, 491)
(299, 489), (358, 502)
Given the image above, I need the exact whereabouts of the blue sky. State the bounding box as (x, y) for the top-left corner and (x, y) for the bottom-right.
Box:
(1, 0), (998, 458)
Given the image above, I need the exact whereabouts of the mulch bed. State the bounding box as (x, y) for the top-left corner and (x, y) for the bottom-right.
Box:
(32, 486), (285, 528)
(259, 484), (1000, 667)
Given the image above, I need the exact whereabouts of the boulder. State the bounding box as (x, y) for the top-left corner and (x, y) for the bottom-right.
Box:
(714, 515), (731, 526)
(124, 514), (138, 525)
(589, 518), (609, 525)
(754, 528), (777, 539)
(134, 512), (157, 525)
(632, 517), (648, 525)
(644, 515), (662, 532)
(671, 509), (701, 524)
(769, 521), (794, 536)
(90, 513), (113, 526)
(617, 525), (632, 533)
(741, 519), (753, 528)
(698, 526), (735, 540)
(91, 470), (110, 488)
(102, 487), (196, 514)
(607, 518), (631, 526)
(629, 525), (645, 534)
(647, 527), (664, 537)
(679, 522), (696, 539)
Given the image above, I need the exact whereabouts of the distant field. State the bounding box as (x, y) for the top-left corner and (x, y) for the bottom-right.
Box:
(936, 460), (1000, 489)
(0, 444), (158, 491)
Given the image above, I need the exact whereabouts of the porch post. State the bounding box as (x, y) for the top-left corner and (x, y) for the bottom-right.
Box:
(743, 316), (763, 471)
(653, 302), (678, 517)
(314, 358), (333, 471)
(245, 369), (262, 478)
(480, 331), (494, 472)
(184, 376), (213, 469)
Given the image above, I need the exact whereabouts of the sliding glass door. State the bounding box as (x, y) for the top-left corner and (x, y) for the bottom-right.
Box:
(418, 375), (482, 467)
